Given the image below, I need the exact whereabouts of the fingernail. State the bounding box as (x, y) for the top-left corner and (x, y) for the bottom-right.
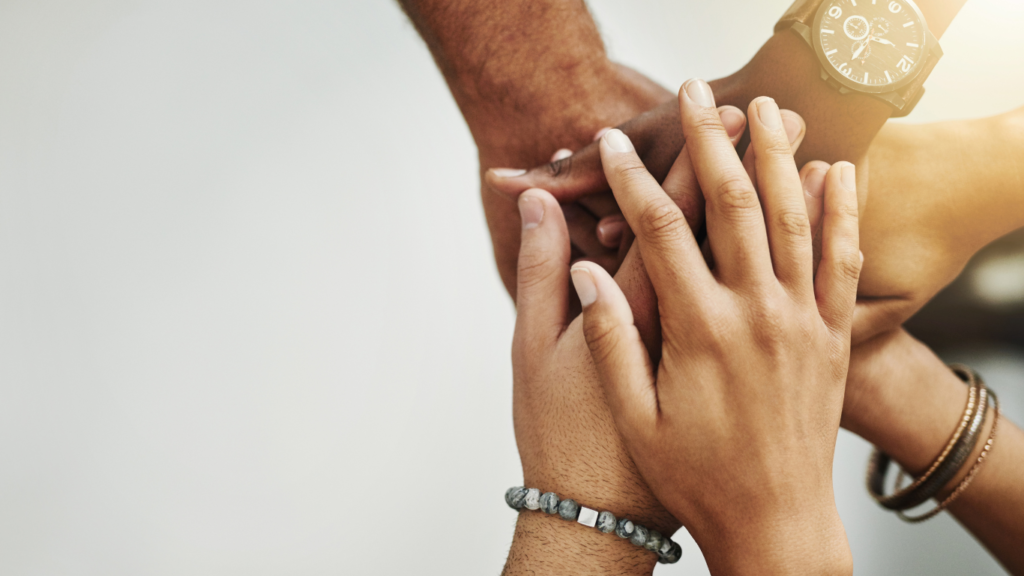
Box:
(860, 251), (865, 265)
(551, 149), (573, 162)
(720, 108), (746, 138)
(841, 162), (857, 190)
(519, 194), (544, 229)
(603, 129), (634, 153)
(492, 168), (527, 178)
(756, 97), (782, 130)
(597, 217), (626, 245)
(783, 114), (803, 144)
(570, 266), (598, 307)
(803, 166), (827, 199)
(593, 127), (611, 142)
(684, 78), (715, 108)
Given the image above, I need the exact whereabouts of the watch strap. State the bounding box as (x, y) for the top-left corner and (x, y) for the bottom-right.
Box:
(774, 0), (825, 35)
(774, 0), (941, 117)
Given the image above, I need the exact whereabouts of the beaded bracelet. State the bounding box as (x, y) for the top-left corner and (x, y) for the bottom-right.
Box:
(505, 486), (682, 564)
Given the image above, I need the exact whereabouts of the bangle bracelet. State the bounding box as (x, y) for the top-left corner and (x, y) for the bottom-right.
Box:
(898, 392), (1000, 523)
(866, 365), (987, 511)
(504, 486), (682, 564)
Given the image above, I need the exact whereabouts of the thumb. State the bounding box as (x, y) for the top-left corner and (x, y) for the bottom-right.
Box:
(571, 261), (657, 437)
(514, 189), (571, 352)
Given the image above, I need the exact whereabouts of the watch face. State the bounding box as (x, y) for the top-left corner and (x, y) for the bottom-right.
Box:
(814, 0), (927, 92)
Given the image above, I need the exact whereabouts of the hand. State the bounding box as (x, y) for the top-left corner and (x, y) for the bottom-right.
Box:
(574, 81), (860, 575)
(486, 31), (884, 232)
(850, 108), (1024, 342)
(505, 101), (763, 574)
(476, 62), (673, 299)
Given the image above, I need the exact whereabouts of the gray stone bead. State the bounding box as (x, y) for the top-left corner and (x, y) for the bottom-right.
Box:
(643, 530), (663, 552)
(524, 488), (541, 510)
(657, 539), (673, 557)
(657, 541), (682, 564)
(539, 492), (560, 514)
(506, 487), (528, 510)
(614, 518), (635, 539)
(596, 511), (617, 533)
(629, 525), (649, 547)
(557, 498), (580, 521)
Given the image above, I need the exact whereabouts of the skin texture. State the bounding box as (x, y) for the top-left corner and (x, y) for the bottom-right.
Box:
(485, 0), (969, 335)
(504, 105), (800, 576)
(854, 106), (1024, 341)
(397, 0), (673, 298)
(844, 329), (1024, 575)
(570, 85), (861, 575)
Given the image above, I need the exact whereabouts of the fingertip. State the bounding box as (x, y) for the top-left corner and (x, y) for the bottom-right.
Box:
(780, 110), (806, 148)
(551, 148), (573, 162)
(570, 264), (598, 307)
(800, 161), (830, 199)
(601, 128), (635, 154)
(719, 106), (747, 141)
(593, 127), (612, 142)
(596, 215), (626, 248)
(485, 168), (529, 195)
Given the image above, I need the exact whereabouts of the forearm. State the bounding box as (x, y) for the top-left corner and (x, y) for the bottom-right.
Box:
(866, 108), (1024, 268)
(715, 0), (966, 168)
(844, 330), (1024, 574)
(398, 0), (649, 153)
(503, 512), (656, 576)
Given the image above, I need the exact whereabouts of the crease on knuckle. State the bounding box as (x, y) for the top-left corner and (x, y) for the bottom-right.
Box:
(833, 250), (863, 283)
(547, 155), (572, 178)
(776, 210), (811, 240)
(637, 200), (687, 243)
(690, 110), (728, 137)
(517, 257), (559, 292)
(615, 162), (652, 187)
(584, 317), (623, 366)
(713, 175), (759, 216)
(759, 137), (796, 159)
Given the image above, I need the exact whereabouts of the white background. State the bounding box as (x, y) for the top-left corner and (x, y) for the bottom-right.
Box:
(2, 0), (1023, 574)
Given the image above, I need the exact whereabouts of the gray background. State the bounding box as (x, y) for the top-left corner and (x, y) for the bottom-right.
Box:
(1, 0), (1023, 574)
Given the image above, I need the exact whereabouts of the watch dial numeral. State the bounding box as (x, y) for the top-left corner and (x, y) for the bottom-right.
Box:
(817, 0), (926, 88)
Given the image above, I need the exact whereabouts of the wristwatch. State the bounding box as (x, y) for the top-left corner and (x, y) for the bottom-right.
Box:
(775, 0), (942, 117)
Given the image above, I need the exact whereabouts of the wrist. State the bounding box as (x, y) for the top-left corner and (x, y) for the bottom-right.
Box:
(468, 59), (670, 165)
(843, 330), (970, 475)
(503, 510), (657, 576)
(694, 503), (852, 576)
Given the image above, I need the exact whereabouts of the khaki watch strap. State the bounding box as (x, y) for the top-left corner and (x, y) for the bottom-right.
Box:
(774, 0), (825, 35)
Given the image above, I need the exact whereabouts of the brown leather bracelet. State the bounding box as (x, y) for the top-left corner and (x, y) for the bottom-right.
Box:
(867, 365), (989, 511)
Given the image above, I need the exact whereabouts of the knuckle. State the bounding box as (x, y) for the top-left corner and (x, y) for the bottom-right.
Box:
(517, 256), (559, 292)
(760, 137), (796, 159)
(615, 161), (652, 187)
(713, 175), (760, 214)
(547, 155), (573, 178)
(690, 110), (729, 136)
(775, 210), (811, 239)
(833, 251), (863, 283)
(637, 200), (687, 243)
(583, 317), (622, 365)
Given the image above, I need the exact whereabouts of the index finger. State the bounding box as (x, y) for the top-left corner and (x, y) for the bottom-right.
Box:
(598, 129), (712, 309)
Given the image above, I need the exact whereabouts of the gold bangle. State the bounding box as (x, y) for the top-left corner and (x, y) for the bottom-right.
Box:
(898, 392), (1000, 523)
